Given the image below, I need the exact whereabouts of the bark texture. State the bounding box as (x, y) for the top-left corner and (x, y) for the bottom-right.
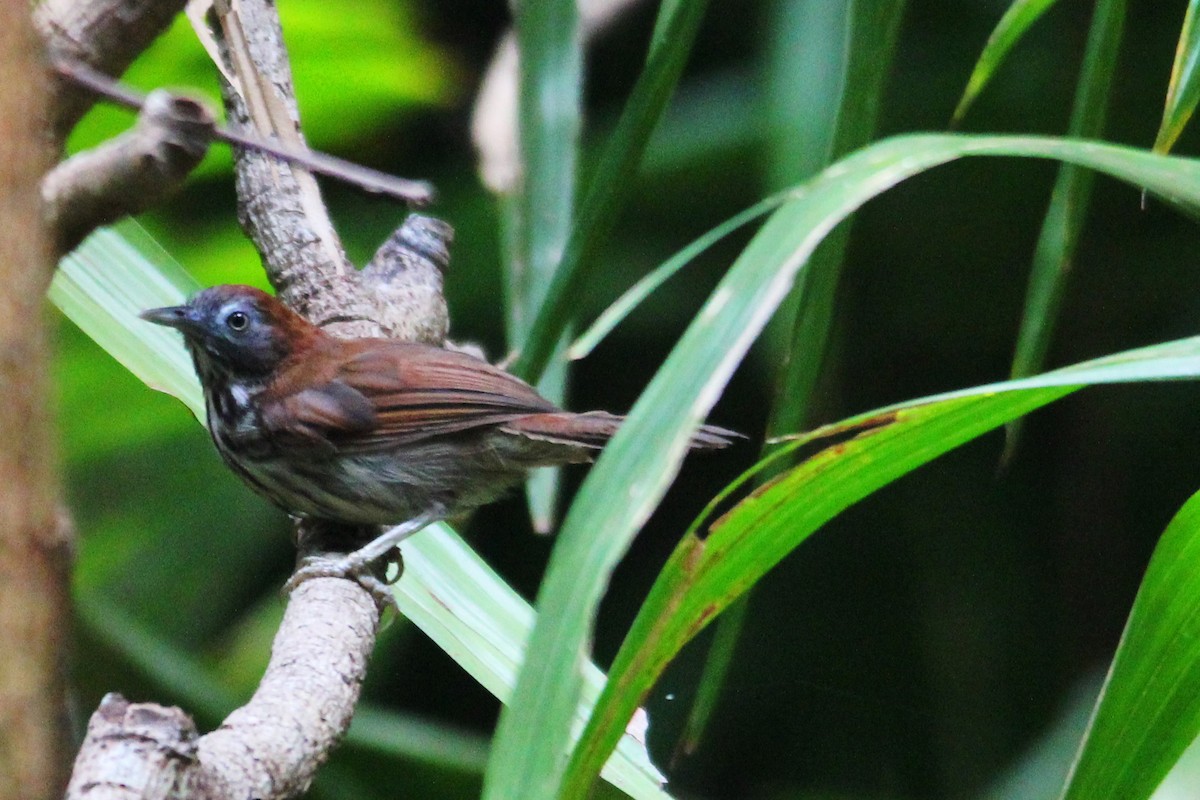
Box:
(0, 0), (70, 797)
(211, 0), (450, 345)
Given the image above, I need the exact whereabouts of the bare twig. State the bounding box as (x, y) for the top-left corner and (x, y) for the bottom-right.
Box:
(53, 57), (436, 206)
(42, 89), (213, 255)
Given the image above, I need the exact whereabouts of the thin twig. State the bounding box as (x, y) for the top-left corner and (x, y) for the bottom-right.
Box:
(53, 56), (435, 206)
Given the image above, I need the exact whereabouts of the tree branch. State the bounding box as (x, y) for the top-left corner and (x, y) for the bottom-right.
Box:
(207, 0), (449, 344)
(42, 89), (213, 255)
(34, 0), (190, 143)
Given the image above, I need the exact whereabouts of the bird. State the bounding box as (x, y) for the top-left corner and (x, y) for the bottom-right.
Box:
(141, 285), (739, 586)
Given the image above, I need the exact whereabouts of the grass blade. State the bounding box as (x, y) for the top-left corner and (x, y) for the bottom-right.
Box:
(565, 331), (1200, 796)
(567, 192), (791, 360)
(678, 0), (907, 762)
(1062, 487), (1200, 799)
(509, 0), (711, 383)
(505, 0), (582, 531)
(1154, 0), (1200, 153)
(499, 133), (1200, 798)
(952, 0), (1066, 125)
(1005, 0), (1127, 460)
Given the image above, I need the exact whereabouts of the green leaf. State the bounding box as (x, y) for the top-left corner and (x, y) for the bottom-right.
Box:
(952, 0), (1066, 125)
(509, 0), (711, 384)
(52, 224), (670, 800)
(566, 331), (1200, 797)
(1006, 0), (1127, 460)
(1154, 0), (1200, 153)
(488, 0), (713, 791)
(1063, 487), (1200, 799)
(51, 223), (204, 419)
(503, 0), (582, 531)
(566, 191), (790, 360)
(680, 0), (906, 762)
(492, 133), (1200, 800)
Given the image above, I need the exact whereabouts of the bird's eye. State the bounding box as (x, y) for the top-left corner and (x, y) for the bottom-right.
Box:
(226, 310), (250, 332)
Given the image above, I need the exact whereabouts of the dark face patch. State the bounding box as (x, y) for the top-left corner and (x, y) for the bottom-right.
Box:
(182, 288), (293, 381)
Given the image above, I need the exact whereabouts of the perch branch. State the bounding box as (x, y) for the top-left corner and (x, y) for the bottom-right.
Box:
(206, 0), (450, 343)
(66, 578), (380, 800)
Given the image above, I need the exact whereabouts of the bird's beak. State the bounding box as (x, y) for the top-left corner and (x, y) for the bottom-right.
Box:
(139, 305), (202, 336)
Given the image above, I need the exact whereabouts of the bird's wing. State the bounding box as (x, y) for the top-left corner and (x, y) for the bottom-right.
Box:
(261, 342), (558, 451)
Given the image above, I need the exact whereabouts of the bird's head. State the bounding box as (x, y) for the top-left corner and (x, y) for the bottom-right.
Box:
(141, 285), (317, 382)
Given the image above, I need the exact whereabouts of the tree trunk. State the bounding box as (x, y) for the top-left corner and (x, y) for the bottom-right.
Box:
(0, 1), (72, 797)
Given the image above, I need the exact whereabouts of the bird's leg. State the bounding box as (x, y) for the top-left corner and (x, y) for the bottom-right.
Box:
(345, 509), (443, 568)
(285, 510), (443, 605)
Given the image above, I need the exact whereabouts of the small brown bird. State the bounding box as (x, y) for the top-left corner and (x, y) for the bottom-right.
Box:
(142, 285), (737, 579)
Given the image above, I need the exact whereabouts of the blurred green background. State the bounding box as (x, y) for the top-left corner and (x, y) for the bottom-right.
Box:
(57, 1), (1200, 798)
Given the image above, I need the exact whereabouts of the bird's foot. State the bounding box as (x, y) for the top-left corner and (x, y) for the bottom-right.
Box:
(284, 548), (403, 610)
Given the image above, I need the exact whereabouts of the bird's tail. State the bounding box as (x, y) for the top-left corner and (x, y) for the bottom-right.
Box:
(502, 411), (742, 451)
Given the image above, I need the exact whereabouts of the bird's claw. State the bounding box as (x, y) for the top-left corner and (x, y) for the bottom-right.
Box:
(284, 550), (403, 610)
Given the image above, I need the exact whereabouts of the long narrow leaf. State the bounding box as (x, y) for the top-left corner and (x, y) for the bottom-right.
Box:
(51, 223), (670, 800)
(509, 0), (711, 384)
(1062, 486), (1200, 799)
(505, 0), (581, 531)
(680, 0), (907, 762)
(1154, 0), (1200, 153)
(567, 191), (792, 360)
(510, 131), (1200, 797)
(952, 0), (1066, 124)
(491, 133), (1200, 799)
(566, 331), (1200, 797)
(1006, 0), (1126, 459)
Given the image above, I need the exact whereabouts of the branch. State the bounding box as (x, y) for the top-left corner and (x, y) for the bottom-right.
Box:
(43, 58), (437, 256)
(42, 89), (213, 255)
(65, 579), (379, 800)
(62, 0), (459, 794)
(52, 56), (436, 206)
(360, 213), (453, 346)
(206, 0), (449, 344)
(34, 0), (190, 142)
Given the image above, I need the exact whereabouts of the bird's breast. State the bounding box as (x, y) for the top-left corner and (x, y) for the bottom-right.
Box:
(206, 380), (271, 458)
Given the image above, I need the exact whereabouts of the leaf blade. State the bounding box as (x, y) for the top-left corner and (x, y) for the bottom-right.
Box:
(1005, 0), (1127, 459)
(567, 329), (1200, 796)
(952, 0), (1065, 124)
(1154, 0), (1200, 154)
